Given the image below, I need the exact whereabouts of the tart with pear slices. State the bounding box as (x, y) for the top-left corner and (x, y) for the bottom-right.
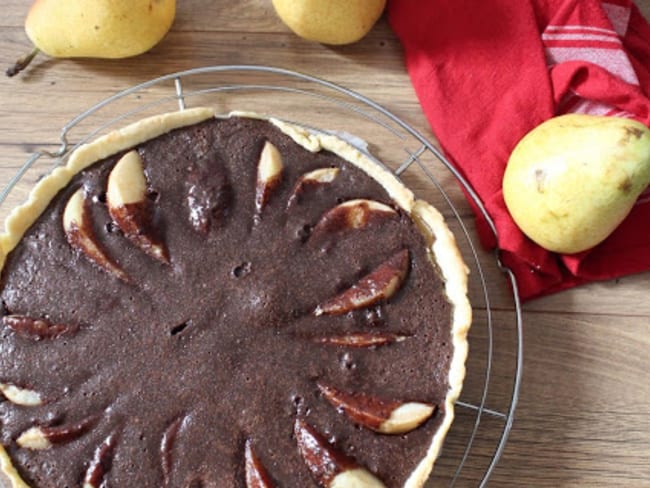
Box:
(0, 108), (470, 488)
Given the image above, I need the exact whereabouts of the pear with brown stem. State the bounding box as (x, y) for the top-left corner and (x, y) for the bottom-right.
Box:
(8, 0), (175, 77)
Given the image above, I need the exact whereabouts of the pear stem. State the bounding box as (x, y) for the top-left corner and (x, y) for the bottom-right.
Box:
(6, 47), (40, 78)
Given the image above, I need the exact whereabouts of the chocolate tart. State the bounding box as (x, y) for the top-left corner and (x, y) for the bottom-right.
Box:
(0, 108), (471, 488)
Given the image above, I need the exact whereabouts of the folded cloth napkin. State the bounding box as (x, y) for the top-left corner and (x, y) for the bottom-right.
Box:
(388, 0), (650, 301)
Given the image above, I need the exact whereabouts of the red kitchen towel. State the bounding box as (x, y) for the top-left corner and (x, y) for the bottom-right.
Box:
(388, 0), (650, 300)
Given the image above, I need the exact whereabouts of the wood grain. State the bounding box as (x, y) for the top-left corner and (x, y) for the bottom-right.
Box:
(1, 1), (650, 487)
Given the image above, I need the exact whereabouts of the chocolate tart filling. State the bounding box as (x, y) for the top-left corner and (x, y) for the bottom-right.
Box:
(0, 110), (470, 488)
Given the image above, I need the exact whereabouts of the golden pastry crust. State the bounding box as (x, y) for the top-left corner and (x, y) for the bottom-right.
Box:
(0, 109), (471, 488)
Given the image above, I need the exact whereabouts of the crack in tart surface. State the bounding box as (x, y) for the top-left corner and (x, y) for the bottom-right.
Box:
(0, 108), (471, 488)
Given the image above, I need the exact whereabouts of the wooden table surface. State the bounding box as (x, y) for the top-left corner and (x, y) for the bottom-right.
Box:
(1, 1), (649, 487)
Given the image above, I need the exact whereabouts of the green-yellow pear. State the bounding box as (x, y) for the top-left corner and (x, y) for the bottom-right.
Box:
(503, 114), (650, 254)
(272, 0), (386, 45)
(7, 0), (175, 76)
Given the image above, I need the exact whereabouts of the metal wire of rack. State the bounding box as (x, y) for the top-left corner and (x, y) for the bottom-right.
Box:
(0, 65), (523, 487)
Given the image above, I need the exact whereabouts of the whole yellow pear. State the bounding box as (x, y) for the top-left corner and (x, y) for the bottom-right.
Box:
(26, 0), (175, 58)
(7, 0), (175, 76)
(503, 114), (650, 254)
(271, 0), (386, 45)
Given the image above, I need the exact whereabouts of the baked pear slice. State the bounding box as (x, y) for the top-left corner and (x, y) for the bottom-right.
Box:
(106, 150), (169, 264)
(255, 141), (284, 214)
(63, 188), (129, 282)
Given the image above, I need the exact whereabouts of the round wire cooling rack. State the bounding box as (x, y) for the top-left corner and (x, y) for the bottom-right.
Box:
(0, 65), (523, 487)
